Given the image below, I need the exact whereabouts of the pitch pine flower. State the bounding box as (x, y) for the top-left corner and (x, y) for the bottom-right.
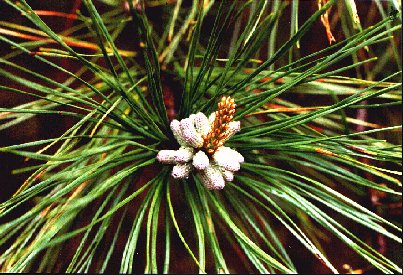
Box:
(175, 146), (194, 163)
(222, 170), (234, 182)
(203, 96), (236, 154)
(226, 121), (241, 140)
(170, 119), (187, 146)
(199, 165), (225, 190)
(192, 151), (210, 170)
(172, 163), (192, 179)
(156, 150), (177, 164)
(180, 118), (204, 148)
(193, 112), (211, 136)
(213, 146), (242, 172)
(157, 96), (243, 190)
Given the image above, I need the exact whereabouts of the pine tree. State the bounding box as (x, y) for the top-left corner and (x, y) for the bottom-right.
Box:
(0, 0), (401, 273)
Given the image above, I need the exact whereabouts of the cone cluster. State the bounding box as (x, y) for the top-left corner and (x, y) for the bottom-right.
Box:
(157, 96), (243, 189)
